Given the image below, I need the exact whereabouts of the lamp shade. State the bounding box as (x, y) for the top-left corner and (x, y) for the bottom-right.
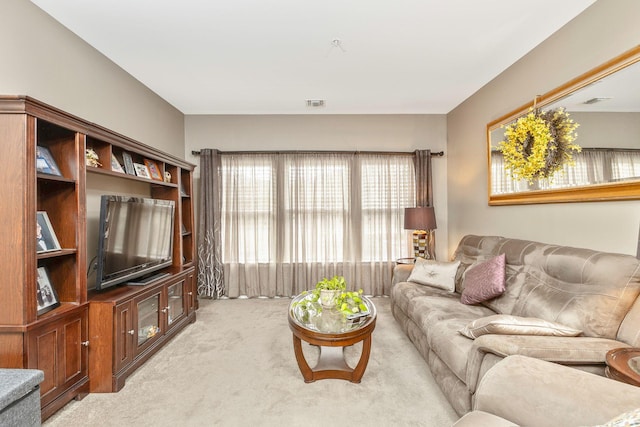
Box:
(404, 207), (437, 231)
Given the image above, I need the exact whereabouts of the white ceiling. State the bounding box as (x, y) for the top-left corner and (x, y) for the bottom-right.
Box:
(30, 0), (596, 115)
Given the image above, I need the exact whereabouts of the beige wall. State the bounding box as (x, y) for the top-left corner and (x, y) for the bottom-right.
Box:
(185, 114), (450, 260)
(570, 112), (640, 149)
(0, 0), (184, 157)
(447, 0), (640, 258)
(1, 0), (186, 275)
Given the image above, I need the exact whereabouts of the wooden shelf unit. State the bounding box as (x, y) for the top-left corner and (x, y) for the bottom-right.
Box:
(88, 268), (196, 392)
(0, 96), (197, 421)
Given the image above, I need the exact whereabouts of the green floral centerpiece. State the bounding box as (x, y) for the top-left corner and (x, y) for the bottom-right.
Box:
(498, 107), (580, 183)
(294, 275), (368, 319)
(335, 289), (368, 318)
(315, 275), (346, 307)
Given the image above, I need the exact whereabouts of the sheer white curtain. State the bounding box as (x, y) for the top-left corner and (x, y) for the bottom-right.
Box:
(490, 149), (640, 193)
(219, 152), (415, 297)
(610, 149), (640, 181)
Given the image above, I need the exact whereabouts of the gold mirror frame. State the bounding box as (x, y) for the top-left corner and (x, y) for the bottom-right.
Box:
(487, 45), (640, 205)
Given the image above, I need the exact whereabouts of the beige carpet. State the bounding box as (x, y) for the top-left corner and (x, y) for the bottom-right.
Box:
(45, 297), (458, 426)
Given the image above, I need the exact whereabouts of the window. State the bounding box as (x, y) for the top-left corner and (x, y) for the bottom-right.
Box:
(220, 153), (415, 265)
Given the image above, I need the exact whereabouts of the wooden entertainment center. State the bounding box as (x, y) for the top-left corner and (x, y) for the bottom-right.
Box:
(0, 96), (197, 420)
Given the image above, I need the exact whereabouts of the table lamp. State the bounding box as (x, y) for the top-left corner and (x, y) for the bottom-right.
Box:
(404, 207), (437, 259)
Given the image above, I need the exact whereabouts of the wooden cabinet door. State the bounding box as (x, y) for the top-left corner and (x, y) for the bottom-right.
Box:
(132, 287), (163, 356)
(165, 278), (188, 333)
(27, 306), (89, 409)
(113, 301), (134, 373)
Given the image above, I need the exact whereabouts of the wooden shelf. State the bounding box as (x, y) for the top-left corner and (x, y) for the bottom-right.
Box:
(0, 95), (197, 421)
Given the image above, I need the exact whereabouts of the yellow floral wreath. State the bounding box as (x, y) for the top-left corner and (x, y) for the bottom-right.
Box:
(498, 108), (580, 183)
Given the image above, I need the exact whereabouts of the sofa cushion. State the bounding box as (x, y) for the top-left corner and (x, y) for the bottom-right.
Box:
(407, 258), (461, 291)
(391, 281), (458, 320)
(618, 295), (640, 347)
(452, 411), (517, 427)
(459, 314), (582, 339)
(427, 319), (477, 383)
(454, 235), (640, 340)
(508, 247), (640, 339)
(461, 254), (506, 305)
(453, 235), (504, 294)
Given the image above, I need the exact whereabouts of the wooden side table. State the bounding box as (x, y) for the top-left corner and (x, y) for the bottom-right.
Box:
(605, 347), (640, 387)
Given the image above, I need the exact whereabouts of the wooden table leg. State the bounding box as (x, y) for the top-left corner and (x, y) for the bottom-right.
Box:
(292, 334), (314, 383)
(351, 334), (372, 383)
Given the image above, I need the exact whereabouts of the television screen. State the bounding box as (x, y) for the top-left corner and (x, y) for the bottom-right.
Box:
(95, 195), (175, 290)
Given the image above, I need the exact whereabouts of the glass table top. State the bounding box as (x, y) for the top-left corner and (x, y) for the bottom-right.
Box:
(289, 292), (376, 334)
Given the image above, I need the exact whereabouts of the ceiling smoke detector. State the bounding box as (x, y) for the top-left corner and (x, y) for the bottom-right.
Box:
(306, 99), (325, 108)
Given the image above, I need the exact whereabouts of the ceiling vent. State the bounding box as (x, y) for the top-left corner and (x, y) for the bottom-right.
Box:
(584, 97), (611, 104)
(306, 99), (325, 108)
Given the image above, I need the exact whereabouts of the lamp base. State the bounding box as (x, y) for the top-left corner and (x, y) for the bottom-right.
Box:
(412, 230), (435, 260)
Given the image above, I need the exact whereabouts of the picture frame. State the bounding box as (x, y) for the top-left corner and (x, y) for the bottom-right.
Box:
(144, 159), (164, 181)
(35, 146), (62, 176)
(133, 162), (151, 179)
(36, 266), (60, 316)
(36, 211), (61, 253)
(122, 152), (136, 175)
(111, 155), (125, 173)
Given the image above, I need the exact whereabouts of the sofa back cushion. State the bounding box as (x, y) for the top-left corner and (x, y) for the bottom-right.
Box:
(618, 294), (640, 347)
(454, 235), (640, 340)
(453, 235), (503, 294)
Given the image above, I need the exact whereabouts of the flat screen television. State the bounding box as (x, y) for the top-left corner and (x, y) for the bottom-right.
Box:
(95, 195), (175, 291)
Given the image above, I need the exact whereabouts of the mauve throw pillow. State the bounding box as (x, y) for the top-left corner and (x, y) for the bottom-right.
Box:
(460, 253), (506, 305)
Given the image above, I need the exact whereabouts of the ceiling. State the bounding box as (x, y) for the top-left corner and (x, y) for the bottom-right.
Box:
(30, 0), (596, 115)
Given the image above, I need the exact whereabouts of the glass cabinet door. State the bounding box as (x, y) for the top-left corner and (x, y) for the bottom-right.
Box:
(137, 294), (161, 346)
(167, 281), (185, 326)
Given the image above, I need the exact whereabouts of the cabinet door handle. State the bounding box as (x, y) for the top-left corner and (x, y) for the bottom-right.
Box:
(188, 292), (193, 296)
(128, 330), (135, 335)
(81, 340), (90, 347)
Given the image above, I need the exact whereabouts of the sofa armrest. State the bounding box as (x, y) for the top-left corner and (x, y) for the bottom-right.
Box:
(392, 264), (413, 285)
(465, 334), (629, 392)
(470, 355), (640, 426)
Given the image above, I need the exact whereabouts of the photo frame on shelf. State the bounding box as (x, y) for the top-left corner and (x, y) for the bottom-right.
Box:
(36, 266), (60, 316)
(144, 159), (164, 181)
(179, 181), (188, 197)
(35, 146), (62, 176)
(111, 155), (125, 173)
(133, 162), (151, 179)
(122, 152), (136, 175)
(36, 211), (61, 253)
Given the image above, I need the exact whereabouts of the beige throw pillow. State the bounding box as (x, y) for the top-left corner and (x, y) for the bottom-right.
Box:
(407, 258), (461, 292)
(459, 314), (582, 339)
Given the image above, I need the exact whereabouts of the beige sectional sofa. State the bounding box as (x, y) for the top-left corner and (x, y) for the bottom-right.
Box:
(390, 235), (640, 415)
(453, 355), (640, 427)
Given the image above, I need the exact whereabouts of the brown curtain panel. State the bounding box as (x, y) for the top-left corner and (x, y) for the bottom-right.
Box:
(197, 149), (225, 298)
(414, 149), (435, 257)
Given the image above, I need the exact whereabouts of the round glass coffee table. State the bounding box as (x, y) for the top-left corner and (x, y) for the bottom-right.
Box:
(288, 293), (377, 383)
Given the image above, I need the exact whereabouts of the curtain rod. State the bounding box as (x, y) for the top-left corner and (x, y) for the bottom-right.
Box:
(191, 150), (445, 157)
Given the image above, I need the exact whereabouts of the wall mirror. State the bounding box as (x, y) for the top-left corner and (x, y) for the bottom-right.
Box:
(488, 45), (640, 205)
